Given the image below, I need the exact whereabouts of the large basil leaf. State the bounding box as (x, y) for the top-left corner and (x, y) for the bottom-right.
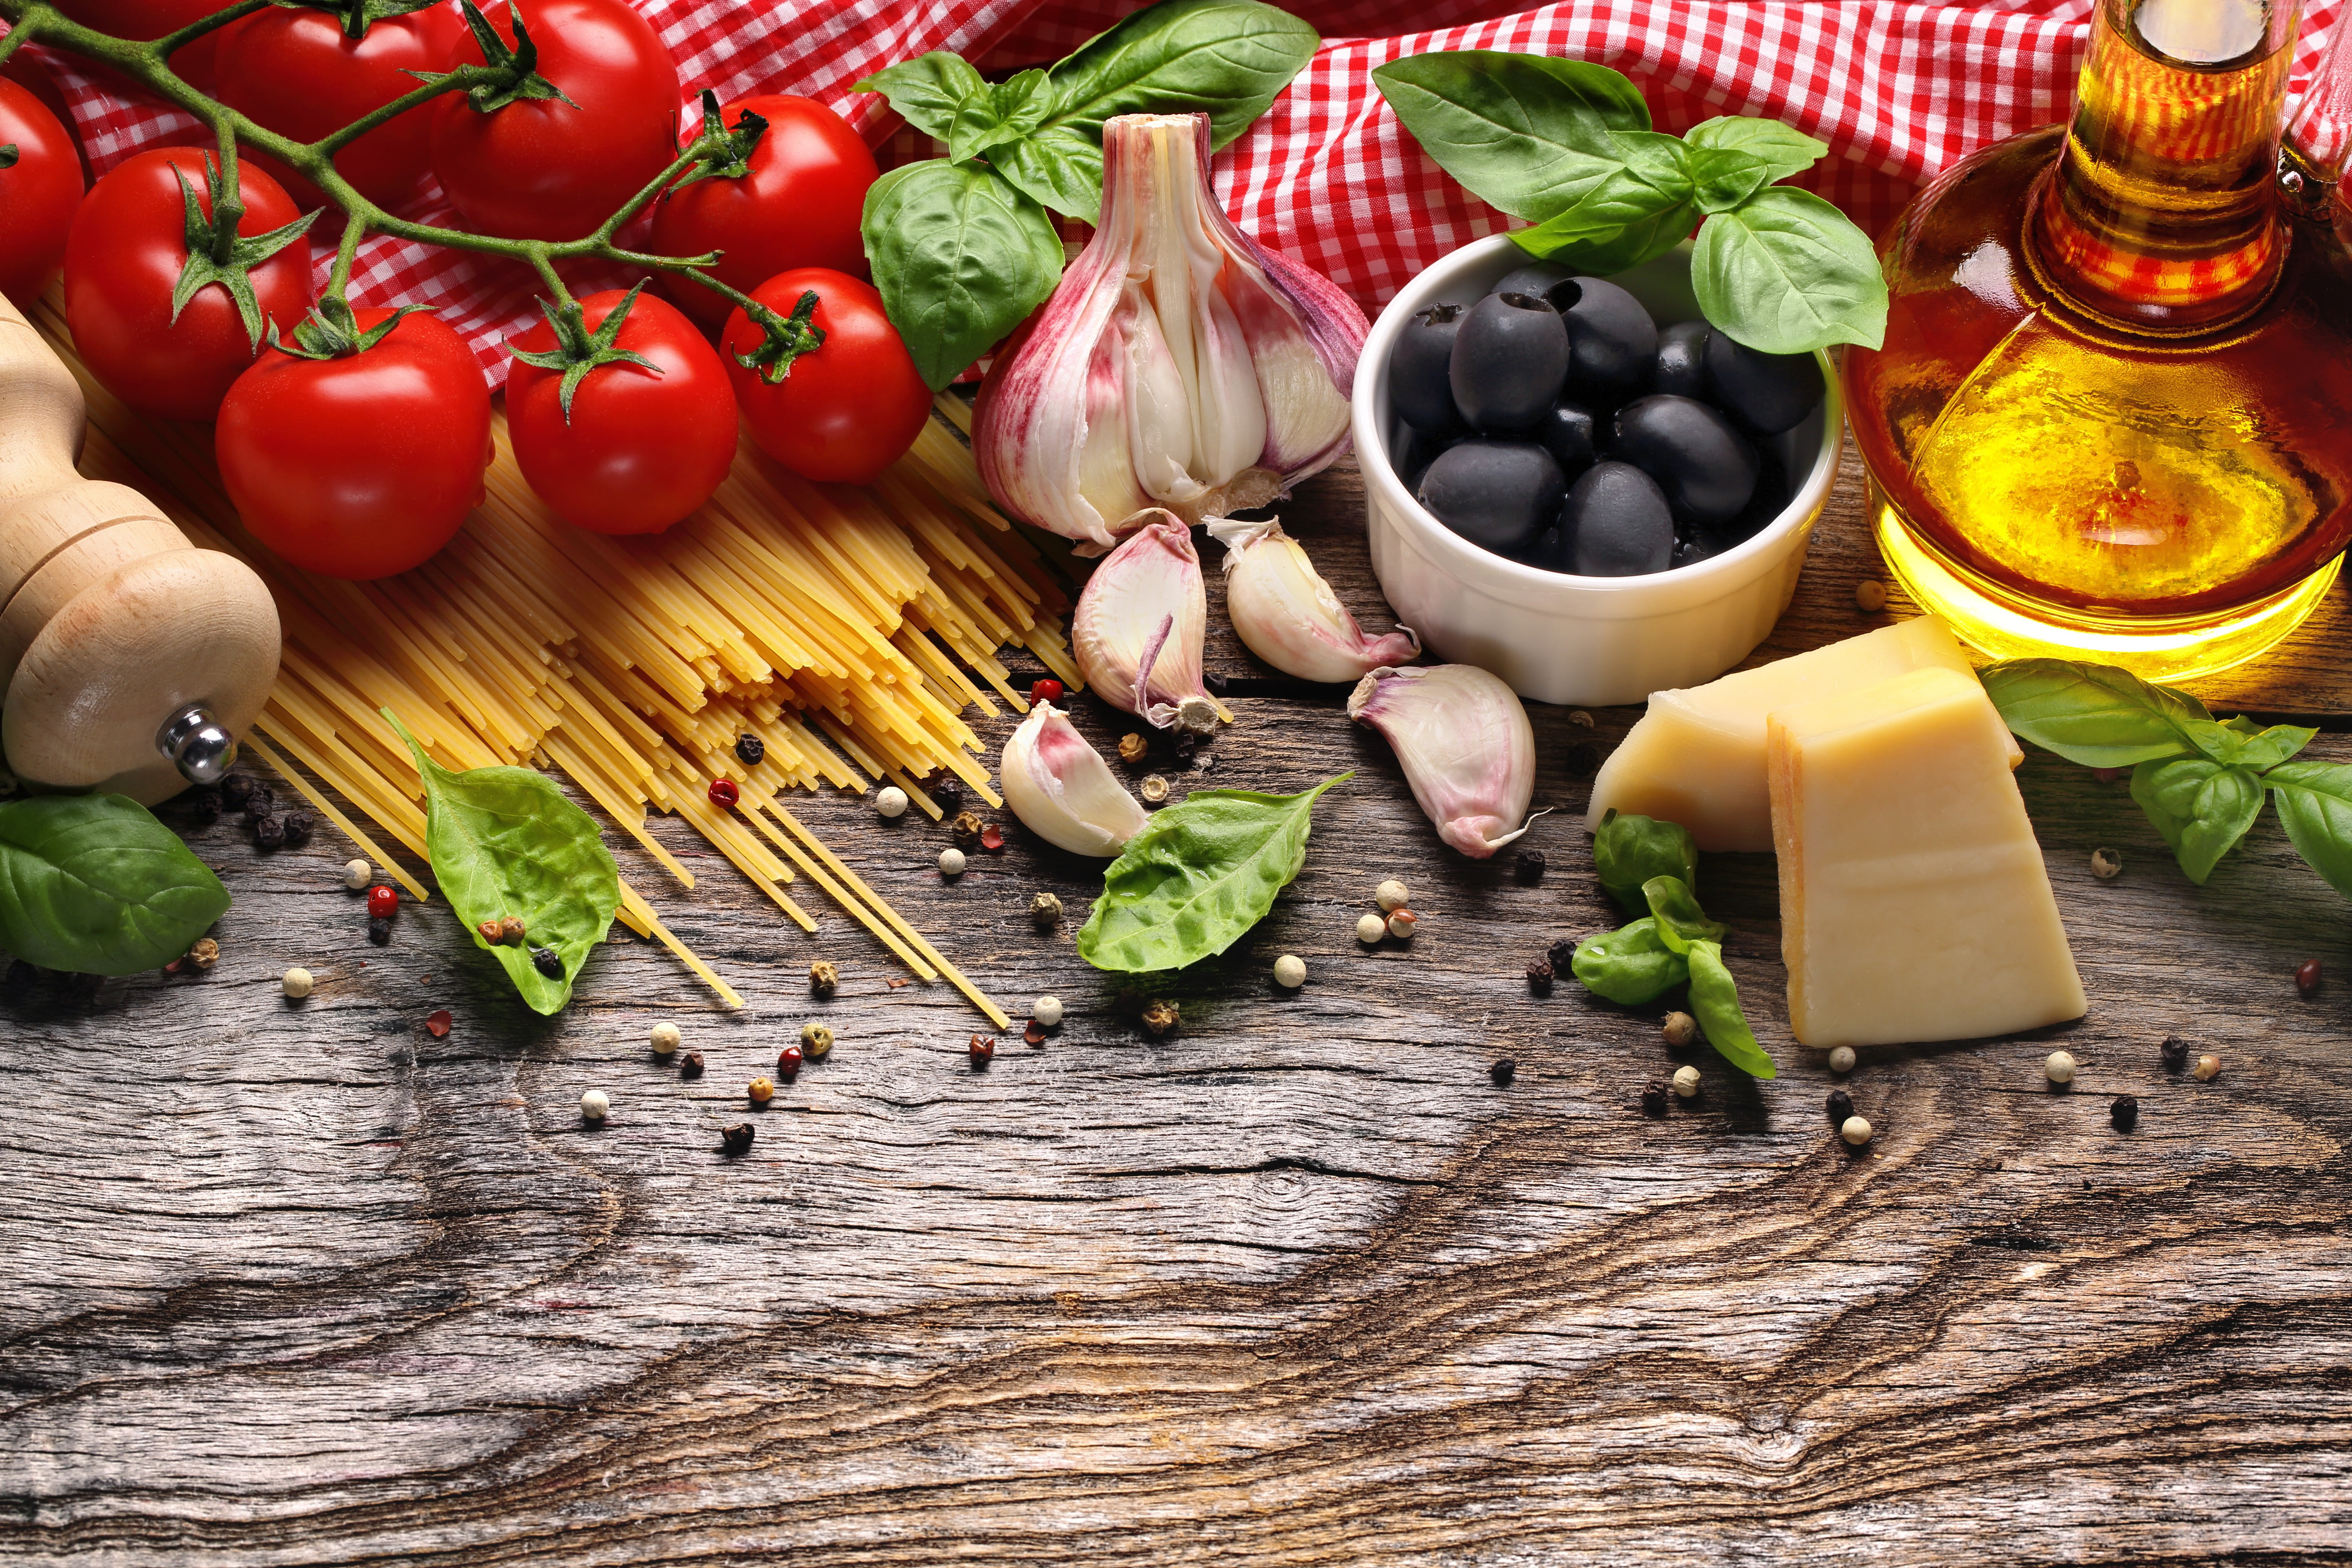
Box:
(989, 130), (1107, 222)
(2178, 717), (2316, 770)
(1683, 147), (1775, 215)
(2130, 757), (2265, 884)
(1686, 940), (1775, 1078)
(1043, 0), (1319, 151)
(1592, 808), (1699, 915)
(1690, 186), (1887, 353)
(2267, 760), (2352, 901)
(853, 52), (988, 143)
(953, 69), (1051, 165)
(1642, 874), (1724, 954)
(1570, 917), (1688, 1005)
(1979, 658), (2209, 768)
(1513, 199), (1697, 274)
(386, 712), (618, 1014)
(0, 794), (228, 976)
(1078, 773), (1349, 972)
(862, 160), (1066, 391)
(1684, 116), (1826, 183)
(1372, 50), (1650, 220)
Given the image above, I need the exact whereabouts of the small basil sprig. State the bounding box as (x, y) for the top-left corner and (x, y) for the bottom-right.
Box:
(0, 794), (228, 976)
(1078, 773), (1348, 972)
(1371, 51), (1885, 355)
(1569, 813), (1775, 1078)
(856, 0), (1321, 388)
(1981, 658), (2339, 891)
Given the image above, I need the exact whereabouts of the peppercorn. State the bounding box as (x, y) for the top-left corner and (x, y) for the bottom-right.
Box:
(187, 786), (222, 826)
(1118, 732), (1147, 764)
(368, 916), (392, 945)
(2296, 958), (2322, 996)
(708, 777), (740, 809)
(281, 812), (314, 848)
(800, 1022), (833, 1060)
(1385, 909), (1418, 940)
(499, 915), (526, 944)
(580, 1089), (610, 1123)
(1140, 774), (1170, 804)
(243, 783), (274, 819)
(878, 786), (911, 820)
(1568, 709), (1595, 728)
(2161, 1035), (2190, 1071)
(1515, 849), (1546, 884)
(189, 937), (218, 970)
(1172, 728), (1199, 762)
(1025, 1020), (1047, 1047)
(163, 956), (185, 977)
(1489, 1058), (1515, 1087)
(1855, 578), (1889, 612)
(1564, 743), (1600, 778)
(1840, 1115), (1873, 1146)
(1640, 1080), (1669, 1116)
(2194, 1053), (2222, 1082)
(735, 733), (765, 767)
(220, 775), (254, 811)
(651, 1022), (681, 1056)
(2091, 847), (2123, 878)
(282, 967), (314, 999)
(931, 776), (964, 815)
(1273, 956), (1305, 989)
(2110, 1094), (2139, 1131)
(1031, 677), (1065, 705)
(531, 946), (563, 978)
(680, 1050), (705, 1079)
(1827, 1087), (1854, 1124)
(1828, 1045), (1855, 1074)
(979, 822), (1005, 852)
(1526, 959), (1554, 995)
(1672, 1064), (1700, 1098)
(2045, 1049), (2077, 1085)
(1662, 1011), (1697, 1048)
(1031, 891), (1063, 930)
(1355, 912), (1386, 944)
(344, 858), (372, 890)
(810, 960), (838, 998)
(747, 1075), (774, 1105)
(970, 1033), (996, 1065)
(66, 971), (100, 1001)
(425, 1009), (452, 1038)
(252, 814), (285, 850)
(2, 960), (35, 1000)
(368, 885), (398, 921)
(1033, 995), (1065, 1027)
(476, 920), (502, 944)
(1546, 937), (1578, 976)
(720, 1122), (755, 1156)
(1139, 998), (1180, 1036)
(951, 811), (983, 848)
(776, 1045), (802, 1080)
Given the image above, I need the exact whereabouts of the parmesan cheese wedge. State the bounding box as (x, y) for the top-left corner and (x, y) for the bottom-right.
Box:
(1586, 617), (2007, 852)
(1767, 664), (2086, 1049)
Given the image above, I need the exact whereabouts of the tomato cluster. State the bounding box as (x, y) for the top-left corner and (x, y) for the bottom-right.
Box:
(16, 0), (941, 583)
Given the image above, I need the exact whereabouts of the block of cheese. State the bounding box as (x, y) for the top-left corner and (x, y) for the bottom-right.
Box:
(1585, 617), (2012, 853)
(1768, 664), (2085, 1049)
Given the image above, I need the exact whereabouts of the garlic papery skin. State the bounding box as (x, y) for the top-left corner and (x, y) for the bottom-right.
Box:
(973, 112), (1368, 554)
(1073, 511), (1234, 730)
(1208, 516), (1420, 683)
(1348, 664), (1537, 858)
(1001, 702), (1149, 858)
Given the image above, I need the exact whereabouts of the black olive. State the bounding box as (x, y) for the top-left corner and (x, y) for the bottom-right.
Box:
(1703, 332), (1825, 434)
(1389, 301), (1466, 434)
(1560, 461), (1675, 577)
(1488, 260), (1579, 302)
(1417, 440), (1566, 556)
(1533, 401), (1599, 483)
(1655, 319), (1711, 400)
(1395, 424), (1456, 494)
(1558, 277), (1658, 401)
(531, 945), (564, 979)
(1612, 394), (1760, 527)
(1449, 292), (1569, 433)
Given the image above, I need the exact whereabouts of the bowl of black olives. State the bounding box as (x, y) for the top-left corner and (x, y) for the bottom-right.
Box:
(1354, 236), (1842, 706)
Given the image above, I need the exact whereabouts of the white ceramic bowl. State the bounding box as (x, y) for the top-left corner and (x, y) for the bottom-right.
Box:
(1354, 236), (1844, 708)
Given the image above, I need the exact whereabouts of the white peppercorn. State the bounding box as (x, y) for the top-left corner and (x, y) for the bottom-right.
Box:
(1375, 878), (1411, 911)
(342, 858), (371, 890)
(2045, 1049), (2077, 1085)
(939, 847), (967, 876)
(1273, 954), (1306, 989)
(1671, 1064), (1701, 1098)
(580, 1089), (609, 1122)
(2091, 847), (2123, 878)
(1855, 578), (1889, 612)
(1140, 774), (1170, 803)
(1032, 995), (1065, 1028)
(1662, 1011), (1696, 1047)
(1828, 1045), (1856, 1074)
(650, 1021), (681, 1056)
(1385, 908), (1418, 940)
(281, 966), (314, 999)
(1840, 1114), (1874, 1146)
(875, 786), (909, 818)
(1355, 912), (1386, 944)
(2194, 1053), (2222, 1082)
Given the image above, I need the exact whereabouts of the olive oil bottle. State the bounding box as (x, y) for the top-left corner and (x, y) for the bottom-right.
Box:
(1843, 0), (2352, 679)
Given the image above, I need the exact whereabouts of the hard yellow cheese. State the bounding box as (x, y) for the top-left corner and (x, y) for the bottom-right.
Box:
(1585, 617), (2012, 853)
(1768, 664), (2085, 1049)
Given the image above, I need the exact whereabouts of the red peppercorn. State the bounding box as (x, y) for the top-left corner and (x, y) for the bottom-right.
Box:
(776, 1044), (802, 1079)
(367, 885), (397, 920)
(1030, 677), (1064, 706)
(2297, 958), (2322, 996)
(979, 822), (1005, 852)
(709, 777), (740, 808)
(969, 1033), (996, 1065)
(424, 1009), (452, 1039)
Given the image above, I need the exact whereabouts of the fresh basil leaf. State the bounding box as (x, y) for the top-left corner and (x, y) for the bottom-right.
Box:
(953, 67), (1051, 165)
(1372, 50), (1650, 220)
(1690, 186), (1887, 353)
(1592, 808), (1699, 914)
(1684, 116), (1827, 183)
(386, 711), (619, 1014)
(1512, 199), (1696, 274)
(1570, 917), (1689, 1005)
(2267, 760), (2352, 900)
(1686, 940), (1776, 1078)
(1684, 146), (1773, 214)
(1043, 0), (1319, 151)
(989, 128), (1105, 222)
(862, 160), (1065, 391)
(853, 52), (989, 144)
(2129, 757), (2264, 884)
(0, 794), (228, 976)
(1979, 658), (2208, 768)
(1642, 874), (1724, 954)
(2178, 717), (2316, 770)
(1078, 773), (1350, 973)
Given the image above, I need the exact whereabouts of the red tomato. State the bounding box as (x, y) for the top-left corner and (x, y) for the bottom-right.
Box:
(0, 77), (86, 307)
(63, 148), (313, 421)
(216, 307), (492, 579)
(506, 287), (736, 534)
(722, 269), (929, 486)
(649, 94), (877, 333)
(428, 0), (679, 241)
(216, 2), (465, 210)
(51, 0), (228, 89)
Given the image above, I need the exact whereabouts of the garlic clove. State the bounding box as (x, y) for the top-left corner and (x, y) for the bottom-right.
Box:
(1073, 511), (1234, 730)
(1209, 516), (1420, 684)
(974, 113), (1368, 554)
(1348, 664), (1538, 858)
(1000, 702), (1149, 858)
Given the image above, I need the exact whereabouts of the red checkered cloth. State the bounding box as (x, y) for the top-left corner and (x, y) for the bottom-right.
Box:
(9, 0), (2340, 383)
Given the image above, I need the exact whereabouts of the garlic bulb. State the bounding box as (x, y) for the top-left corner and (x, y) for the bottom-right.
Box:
(974, 112), (1368, 554)
(1208, 516), (1419, 683)
(1348, 664), (1537, 858)
(1000, 702), (1149, 858)
(1072, 511), (1234, 731)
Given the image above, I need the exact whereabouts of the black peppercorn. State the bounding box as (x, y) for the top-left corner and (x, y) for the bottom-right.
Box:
(243, 783), (274, 819)
(1546, 936), (1578, 976)
(1564, 742), (1599, 779)
(931, 776), (964, 815)
(720, 1122), (755, 1156)
(735, 733), (765, 767)
(1826, 1087), (1854, 1124)
(1526, 959), (1554, 995)
(187, 786), (222, 826)
(368, 915), (392, 945)
(1515, 848), (1546, 884)
(220, 774), (254, 811)
(2110, 1094), (2139, 1131)
(67, 971), (101, 1000)
(2160, 1035), (2189, 1072)
(252, 814), (285, 849)
(2, 959), (34, 1000)
(281, 811), (314, 848)
(530, 946), (563, 978)
(1489, 1058), (1516, 1087)
(1640, 1079), (1669, 1116)
(680, 1050), (705, 1080)
(1172, 728), (1199, 762)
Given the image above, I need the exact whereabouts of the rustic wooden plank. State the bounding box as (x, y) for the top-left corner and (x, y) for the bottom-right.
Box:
(2, 448), (2350, 1565)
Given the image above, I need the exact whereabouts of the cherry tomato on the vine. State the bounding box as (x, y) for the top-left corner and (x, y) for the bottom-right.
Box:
(0, 76), (86, 307)
(63, 147), (314, 421)
(428, 0), (679, 241)
(650, 94), (877, 333)
(507, 286), (736, 535)
(217, 1), (465, 210)
(51, 0), (231, 91)
(216, 307), (492, 580)
(722, 268), (929, 486)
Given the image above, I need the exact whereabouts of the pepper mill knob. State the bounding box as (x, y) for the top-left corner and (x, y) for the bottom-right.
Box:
(157, 702), (238, 786)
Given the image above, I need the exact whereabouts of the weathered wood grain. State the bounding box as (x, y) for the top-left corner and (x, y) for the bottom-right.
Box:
(3, 445), (2351, 1566)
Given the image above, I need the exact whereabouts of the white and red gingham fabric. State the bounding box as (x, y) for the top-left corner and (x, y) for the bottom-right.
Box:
(7, 0), (2341, 384)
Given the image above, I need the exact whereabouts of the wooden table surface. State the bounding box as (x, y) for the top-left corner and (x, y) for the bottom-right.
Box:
(6, 439), (2352, 1567)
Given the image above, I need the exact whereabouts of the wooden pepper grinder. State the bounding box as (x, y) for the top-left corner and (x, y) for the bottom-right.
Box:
(0, 293), (280, 804)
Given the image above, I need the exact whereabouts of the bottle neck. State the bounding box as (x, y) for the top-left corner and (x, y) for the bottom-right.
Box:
(2030, 0), (2296, 330)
